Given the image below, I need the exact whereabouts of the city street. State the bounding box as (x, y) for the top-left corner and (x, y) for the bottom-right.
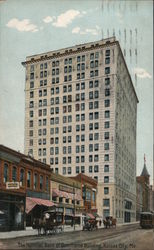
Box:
(0, 223), (154, 250)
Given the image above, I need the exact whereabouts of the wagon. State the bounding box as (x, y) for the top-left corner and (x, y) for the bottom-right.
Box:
(32, 210), (63, 235)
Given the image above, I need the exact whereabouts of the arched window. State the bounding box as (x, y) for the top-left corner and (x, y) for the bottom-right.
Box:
(34, 173), (38, 189)
(46, 176), (49, 191)
(27, 171), (31, 188)
(12, 166), (17, 181)
(4, 163), (9, 183)
(40, 175), (43, 190)
(20, 169), (25, 186)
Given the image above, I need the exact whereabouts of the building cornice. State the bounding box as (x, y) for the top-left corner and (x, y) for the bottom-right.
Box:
(21, 39), (118, 66)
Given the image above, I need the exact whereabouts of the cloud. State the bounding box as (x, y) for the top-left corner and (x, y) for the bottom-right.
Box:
(72, 27), (80, 34)
(116, 12), (123, 24)
(6, 18), (38, 32)
(72, 25), (101, 36)
(43, 16), (53, 23)
(134, 68), (152, 79)
(52, 9), (80, 28)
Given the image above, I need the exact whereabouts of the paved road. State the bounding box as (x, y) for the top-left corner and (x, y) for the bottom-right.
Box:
(0, 224), (153, 250)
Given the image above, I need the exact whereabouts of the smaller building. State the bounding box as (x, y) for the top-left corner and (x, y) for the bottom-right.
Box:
(136, 156), (150, 220)
(149, 185), (154, 212)
(70, 173), (97, 214)
(0, 145), (51, 230)
(51, 173), (83, 225)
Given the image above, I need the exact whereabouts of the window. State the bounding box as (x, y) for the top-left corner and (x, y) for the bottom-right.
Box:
(81, 166), (85, 173)
(105, 67), (110, 74)
(81, 135), (85, 141)
(81, 124), (85, 131)
(105, 78), (110, 85)
(76, 166), (80, 174)
(105, 57), (110, 64)
(68, 146), (72, 153)
(4, 163), (9, 183)
(81, 145), (85, 152)
(89, 92), (93, 99)
(76, 83), (80, 90)
(95, 91), (99, 98)
(63, 167), (66, 175)
(94, 155), (99, 162)
(27, 171), (31, 188)
(104, 176), (109, 183)
(40, 175), (43, 190)
(94, 112), (99, 119)
(94, 165), (99, 173)
(89, 134), (93, 141)
(81, 82), (85, 89)
(19, 169), (25, 186)
(68, 167), (71, 174)
(104, 143), (109, 150)
(81, 114), (85, 121)
(105, 50), (110, 56)
(30, 72), (34, 80)
(46, 176), (49, 191)
(103, 198), (110, 206)
(94, 133), (99, 140)
(104, 187), (109, 194)
(81, 156), (85, 162)
(105, 100), (110, 107)
(81, 93), (85, 100)
(76, 145), (80, 153)
(30, 91), (34, 98)
(105, 111), (110, 118)
(104, 165), (109, 172)
(94, 101), (99, 109)
(89, 155), (93, 162)
(81, 103), (85, 110)
(90, 53), (94, 60)
(94, 143), (99, 151)
(95, 122), (99, 129)
(104, 154), (109, 161)
(12, 166), (17, 181)
(89, 166), (93, 173)
(30, 81), (34, 88)
(34, 173), (38, 189)
(105, 121), (110, 129)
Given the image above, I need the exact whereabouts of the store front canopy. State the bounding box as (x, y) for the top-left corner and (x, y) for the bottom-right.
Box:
(52, 189), (82, 201)
(86, 213), (95, 219)
(26, 197), (55, 214)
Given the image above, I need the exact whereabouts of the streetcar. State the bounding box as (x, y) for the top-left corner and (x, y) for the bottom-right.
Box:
(140, 212), (154, 229)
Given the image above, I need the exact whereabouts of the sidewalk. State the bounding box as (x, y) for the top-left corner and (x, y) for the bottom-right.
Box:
(0, 222), (138, 240)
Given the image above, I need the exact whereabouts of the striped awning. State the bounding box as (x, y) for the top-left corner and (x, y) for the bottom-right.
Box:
(52, 189), (82, 201)
(26, 197), (55, 214)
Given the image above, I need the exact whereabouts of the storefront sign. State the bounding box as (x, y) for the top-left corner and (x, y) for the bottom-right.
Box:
(59, 184), (74, 194)
(6, 182), (20, 189)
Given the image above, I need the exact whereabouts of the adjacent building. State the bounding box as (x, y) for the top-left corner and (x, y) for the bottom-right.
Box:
(22, 37), (138, 223)
(0, 144), (52, 230)
(136, 157), (151, 219)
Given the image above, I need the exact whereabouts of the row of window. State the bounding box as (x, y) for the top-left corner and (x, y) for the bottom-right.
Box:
(30, 50), (111, 72)
(3, 163), (49, 191)
(30, 67), (111, 82)
(29, 76), (110, 91)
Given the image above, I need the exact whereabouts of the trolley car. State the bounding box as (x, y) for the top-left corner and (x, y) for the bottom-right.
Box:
(140, 212), (154, 229)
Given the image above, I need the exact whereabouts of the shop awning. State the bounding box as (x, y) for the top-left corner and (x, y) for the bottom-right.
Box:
(52, 189), (82, 201)
(26, 197), (55, 214)
(86, 213), (95, 219)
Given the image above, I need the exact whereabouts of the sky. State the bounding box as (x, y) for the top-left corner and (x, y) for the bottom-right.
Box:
(0, 0), (153, 183)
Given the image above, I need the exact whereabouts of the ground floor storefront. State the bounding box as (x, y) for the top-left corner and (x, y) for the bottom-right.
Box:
(0, 192), (25, 231)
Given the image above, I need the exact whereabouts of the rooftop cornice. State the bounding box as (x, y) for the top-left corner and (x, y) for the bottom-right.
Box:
(21, 40), (118, 66)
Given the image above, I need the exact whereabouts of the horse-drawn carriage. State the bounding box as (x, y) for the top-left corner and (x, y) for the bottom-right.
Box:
(32, 209), (63, 235)
(103, 216), (116, 228)
(83, 214), (98, 231)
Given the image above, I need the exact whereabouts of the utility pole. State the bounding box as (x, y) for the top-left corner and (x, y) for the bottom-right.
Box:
(73, 182), (75, 231)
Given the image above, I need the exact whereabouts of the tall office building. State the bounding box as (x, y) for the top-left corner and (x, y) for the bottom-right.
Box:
(22, 37), (138, 223)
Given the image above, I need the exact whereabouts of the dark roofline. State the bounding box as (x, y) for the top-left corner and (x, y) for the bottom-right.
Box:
(0, 144), (51, 171)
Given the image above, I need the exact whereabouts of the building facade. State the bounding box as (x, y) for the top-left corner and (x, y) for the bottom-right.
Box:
(136, 159), (150, 219)
(22, 37), (138, 223)
(51, 172), (83, 225)
(0, 145), (51, 230)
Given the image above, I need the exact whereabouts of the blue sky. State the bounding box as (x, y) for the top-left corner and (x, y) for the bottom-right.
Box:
(0, 0), (153, 183)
